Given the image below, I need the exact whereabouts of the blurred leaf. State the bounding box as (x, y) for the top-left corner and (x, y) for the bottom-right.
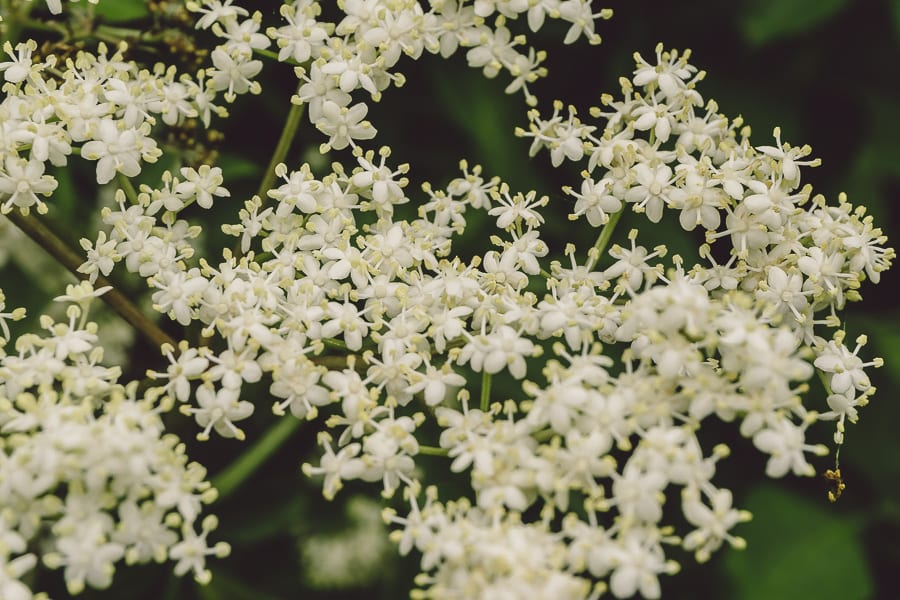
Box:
(862, 315), (900, 389)
(740, 0), (848, 45)
(723, 485), (872, 600)
(218, 490), (308, 544)
(892, 0), (900, 38)
(217, 153), (263, 183)
(431, 68), (540, 191)
(844, 315), (900, 500)
(840, 95), (900, 226)
(50, 164), (76, 220)
(93, 0), (150, 22)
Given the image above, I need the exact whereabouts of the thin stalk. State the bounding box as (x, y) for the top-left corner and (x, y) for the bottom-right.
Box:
(253, 47), (290, 64)
(322, 337), (350, 351)
(418, 445), (449, 457)
(257, 97), (305, 202)
(309, 354), (347, 370)
(480, 370), (492, 412)
(586, 208), (623, 271)
(233, 96), (305, 257)
(5, 210), (175, 349)
(211, 415), (301, 501)
(117, 172), (140, 205)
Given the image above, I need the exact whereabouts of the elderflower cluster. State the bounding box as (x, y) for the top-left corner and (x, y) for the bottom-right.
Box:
(0, 283), (227, 599)
(0, 2), (894, 599)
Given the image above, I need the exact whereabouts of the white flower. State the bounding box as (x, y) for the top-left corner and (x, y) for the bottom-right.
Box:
(78, 231), (119, 282)
(0, 157), (57, 214)
(315, 101), (376, 151)
(752, 420), (827, 478)
(0, 41), (37, 84)
(187, 384), (255, 441)
(150, 268), (209, 326)
(45, 518), (125, 595)
(565, 176), (622, 226)
(169, 516), (230, 585)
(270, 3), (333, 63)
(208, 48), (263, 102)
(187, 0), (249, 30)
(81, 119), (161, 185)
(624, 163), (674, 223)
(814, 334), (876, 396)
(606, 529), (676, 599)
(148, 342), (210, 404)
(632, 43), (697, 100)
(405, 362), (467, 406)
(487, 186), (547, 230)
(175, 165), (230, 209)
(458, 325), (536, 379)
(303, 434), (366, 500)
(682, 487), (750, 562)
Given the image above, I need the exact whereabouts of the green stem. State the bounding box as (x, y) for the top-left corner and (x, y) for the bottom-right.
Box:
(252, 46), (297, 65)
(322, 337), (350, 351)
(309, 354), (347, 370)
(21, 16), (65, 35)
(418, 445), (449, 457)
(256, 96), (305, 202)
(211, 416), (301, 501)
(586, 208), (623, 271)
(94, 24), (144, 39)
(480, 370), (492, 412)
(252, 47), (315, 69)
(117, 172), (139, 205)
(4, 210), (175, 350)
(233, 95), (305, 257)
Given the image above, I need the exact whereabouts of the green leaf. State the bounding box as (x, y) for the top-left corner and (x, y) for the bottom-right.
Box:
(722, 485), (873, 600)
(218, 490), (308, 544)
(94, 0), (150, 23)
(840, 95), (900, 226)
(431, 67), (541, 191)
(216, 153), (263, 183)
(842, 316), (900, 502)
(892, 0), (900, 39)
(740, 0), (849, 45)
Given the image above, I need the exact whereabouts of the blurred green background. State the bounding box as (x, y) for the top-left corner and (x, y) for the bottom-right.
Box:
(3, 0), (900, 598)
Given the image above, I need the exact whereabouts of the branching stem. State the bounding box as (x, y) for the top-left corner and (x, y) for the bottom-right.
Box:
(4, 210), (175, 349)
(211, 416), (301, 501)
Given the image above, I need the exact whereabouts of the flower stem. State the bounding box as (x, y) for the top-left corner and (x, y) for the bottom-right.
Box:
(309, 354), (348, 370)
(418, 445), (449, 457)
(117, 172), (140, 205)
(322, 337), (349, 351)
(4, 210), (175, 349)
(480, 370), (492, 412)
(233, 94), (305, 257)
(256, 96), (305, 202)
(586, 208), (623, 271)
(211, 415), (301, 501)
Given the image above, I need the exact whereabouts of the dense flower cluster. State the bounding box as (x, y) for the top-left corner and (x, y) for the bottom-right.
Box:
(0, 1), (894, 599)
(0, 283), (226, 598)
